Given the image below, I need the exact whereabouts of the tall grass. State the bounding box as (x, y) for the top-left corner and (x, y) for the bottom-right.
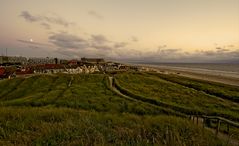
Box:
(0, 74), (236, 145)
(150, 73), (239, 102)
(115, 73), (239, 122)
(0, 107), (223, 146)
(0, 74), (170, 116)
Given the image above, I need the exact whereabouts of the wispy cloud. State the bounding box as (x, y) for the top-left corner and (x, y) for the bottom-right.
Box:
(88, 10), (103, 19)
(41, 22), (51, 29)
(17, 39), (51, 47)
(46, 31), (239, 63)
(48, 32), (89, 49)
(19, 11), (74, 28)
(131, 36), (138, 42)
(20, 11), (39, 22)
(48, 32), (130, 58)
(114, 42), (128, 48)
(91, 34), (109, 44)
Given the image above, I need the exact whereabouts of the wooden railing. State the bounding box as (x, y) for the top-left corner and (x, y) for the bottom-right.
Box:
(190, 115), (239, 136)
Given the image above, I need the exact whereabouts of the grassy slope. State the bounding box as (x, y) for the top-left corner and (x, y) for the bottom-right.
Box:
(0, 74), (174, 115)
(0, 107), (222, 146)
(0, 74), (232, 145)
(115, 73), (239, 121)
(150, 73), (239, 102)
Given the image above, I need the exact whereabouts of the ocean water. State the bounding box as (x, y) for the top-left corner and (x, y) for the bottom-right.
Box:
(144, 63), (239, 73)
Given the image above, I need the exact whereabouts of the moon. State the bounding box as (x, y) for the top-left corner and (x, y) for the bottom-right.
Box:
(30, 39), (33, 42)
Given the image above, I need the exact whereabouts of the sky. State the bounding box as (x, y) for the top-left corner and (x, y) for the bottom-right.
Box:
(0, 0), (239, 62)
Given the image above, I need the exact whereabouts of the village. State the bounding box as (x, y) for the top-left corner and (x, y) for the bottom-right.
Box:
(0, 56), (142, 79)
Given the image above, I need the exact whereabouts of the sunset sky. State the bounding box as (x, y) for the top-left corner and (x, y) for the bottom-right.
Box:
(0, 0), (239, 62)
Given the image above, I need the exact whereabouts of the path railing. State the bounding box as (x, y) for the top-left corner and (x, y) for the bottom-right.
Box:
(190, 115), (239, 136)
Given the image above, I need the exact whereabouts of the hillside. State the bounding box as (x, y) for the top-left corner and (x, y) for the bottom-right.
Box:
(0, 73), (237, 145)
(115, 72), (239, 141)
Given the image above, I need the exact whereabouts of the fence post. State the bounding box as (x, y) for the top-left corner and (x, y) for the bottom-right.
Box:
(227, 124), (230, 134)
(216, 119), (220, 136)
(197, 116), (199, 125)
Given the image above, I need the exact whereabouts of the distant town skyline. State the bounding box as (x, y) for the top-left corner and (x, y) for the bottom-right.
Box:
(0, 0), (239, 62)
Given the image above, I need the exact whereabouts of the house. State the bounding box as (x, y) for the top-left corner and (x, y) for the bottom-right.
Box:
(0, 67), (5, 78)
(32, 64), (65, 74)
(68, 60), (78, 66)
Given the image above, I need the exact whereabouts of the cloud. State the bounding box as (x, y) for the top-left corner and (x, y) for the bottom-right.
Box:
(43, 15), (72, 27)
(46, 30), (239, 63)
(19, 11), (73, 28)
(91, 44), (113, 50)
(114, 42), (128, 48)
(41, 23), (51, 29)
(17, 39), (51, 47)
(227, 45), (235, 48)
(48, 32), (89, 49)
(48, 32), (112, 50)
(88, 10), (103, 19)
(91, 34), (109, 44)
(122, 46), (239, 63)
(216, 47), (230, 53)
(20, 11), (39, 22)
(131, 36), (138, 42)
(48, 32), (130, 58)
(158, 45), (167, 50)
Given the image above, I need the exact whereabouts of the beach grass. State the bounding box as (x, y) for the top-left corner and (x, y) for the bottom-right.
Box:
(0, 107), (222, 146)
(0, 73), (238, 145)
(115, 72), (239, 121)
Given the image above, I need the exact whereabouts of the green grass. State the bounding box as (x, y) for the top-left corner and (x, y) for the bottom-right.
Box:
(150, 73), (239, 102)
(0, 73), (237, 145)
(0, 74), (172, 115)
(0, 107), (222, 146)
(115, 72), (239, 121)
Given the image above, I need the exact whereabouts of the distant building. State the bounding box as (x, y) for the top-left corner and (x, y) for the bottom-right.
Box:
(28, 57), (55, 65)
(81, 57), (105, 63)
(0, 67), (5, 78)
(59, 59), (68, 65)
(32, 64), (65, 74)
(68, 60), (78, 66)
(54, 58), (60, 64)
(8, 56), (27, 65)
(0, 56), (27, 65)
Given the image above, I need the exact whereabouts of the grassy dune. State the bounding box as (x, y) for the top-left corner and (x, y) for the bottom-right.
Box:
(0, 74), (169, 115)
(115, 73), (239, 121)
(150, 73), (239, 102)
(0, 107), (222, 146)
(0, 74), (236, 145)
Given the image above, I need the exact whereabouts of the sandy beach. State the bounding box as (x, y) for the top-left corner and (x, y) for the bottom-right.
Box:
(136, 64), (239, 87)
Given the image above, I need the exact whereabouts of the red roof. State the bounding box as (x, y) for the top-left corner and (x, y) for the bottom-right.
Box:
(31, 64), (65, 70)
(0, 67), (5, 76)
(68, 60), (78, 65)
